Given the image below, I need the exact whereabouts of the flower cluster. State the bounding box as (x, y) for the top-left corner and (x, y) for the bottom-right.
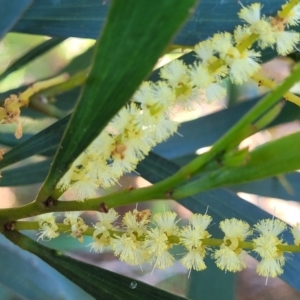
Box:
(36, 212), (59, 240)
(0, 74), (68, 139)
(55, 1), (300, 201)
(35, 209), (300, 278)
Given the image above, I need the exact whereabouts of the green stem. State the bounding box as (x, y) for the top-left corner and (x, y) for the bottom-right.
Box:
(29, 95), (66, 119)
(41, 70), (88, 98)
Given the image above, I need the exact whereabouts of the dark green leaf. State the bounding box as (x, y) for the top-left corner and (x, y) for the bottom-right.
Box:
(12, 0), (110, 41)
(0, 37), (66, 81)
(5, 230), (188, 300)
(36, 0), (197, 201)
(12, 0), (294, 61)
(0, 233), (93, 300)
(154, 99), (300, 159)
(0, 0), (33, 40)
(0, 116), (69, 170)
(229, 172), (300, 201)
(0, 133), (32, 148)
(0, 159), (51, 186)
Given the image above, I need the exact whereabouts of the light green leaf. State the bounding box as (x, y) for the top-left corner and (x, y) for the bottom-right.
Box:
(0, 37), (66, 81)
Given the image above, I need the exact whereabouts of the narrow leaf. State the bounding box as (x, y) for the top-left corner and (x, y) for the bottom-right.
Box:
(229, 172), (300, 201)
(0, 159), (51, 186)
(0, 233), (93, 300)
(174, 131), (300, 197)
(154, 99), (300, 159)
(0, 37), (66, 81)
(5, 230), (188, 300)
(0, 116), (69, 170)
(0, 0), (33, 40)
(36, 0), (197, 201)
(12, 0), (296, 61)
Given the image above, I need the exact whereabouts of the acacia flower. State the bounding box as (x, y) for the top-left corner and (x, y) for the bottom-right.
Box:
(278, 2), (300, 26)
(136, 82), (178, 142)
(189, 62), (226, 102)
(238, 3), (276, 49)
(160, 60), (198, 109)
(63, 211), (83, 226)
(253, 219), (287, 277)
(110, 209), (152, 265)
(122, 209), (151, 236)
(111, 233), (146, 266)
(160, 59), (190, 90)
(69, 177), (99, 201)
(144, 227), (175, 270)
(1, 95), (23, 138)
(35, 213), (56, 227)
(89, 209), (119, 252)
(36, 213), (59, 240)
(37, 223), (59, 241)
(69, 222), (88, 243)
(270, 15), (300, 55)
(63, 212), (88, 242)
(212, 32), (261, 84)
(89, 230), (111, 253)
(213, 218), (252, 272)
(179, 214), (212, 271)
(152, 211), (180, 236)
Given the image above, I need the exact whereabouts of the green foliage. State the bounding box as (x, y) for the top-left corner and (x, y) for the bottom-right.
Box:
(0, 0), (300, 299)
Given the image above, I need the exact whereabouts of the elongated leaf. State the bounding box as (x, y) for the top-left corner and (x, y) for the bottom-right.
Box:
(5, 230), (187, 300)
(12, 0), (297, 58)
(36, 0), (197, 201)
(0, 233), (93, 300)
(0, 0), (33, 40)
(0, 116), (69, 170)
(0, 37), (66, 81)
(136, 152), (300, 294)
(229, 172), (300, 201)
(0, 133), (32, 148)
(154, 100), (300, 159)
(174, 131), (300, 197)
(0, 159), (51, 186)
